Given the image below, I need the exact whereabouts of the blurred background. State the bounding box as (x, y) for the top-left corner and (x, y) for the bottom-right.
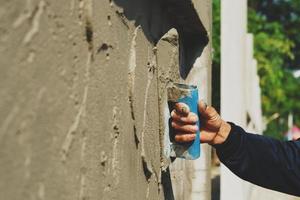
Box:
(213, 0), (300, 140)
(212, 0), (300, 200)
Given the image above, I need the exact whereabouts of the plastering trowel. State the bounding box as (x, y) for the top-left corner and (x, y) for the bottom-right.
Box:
(165, 83), (200, 160)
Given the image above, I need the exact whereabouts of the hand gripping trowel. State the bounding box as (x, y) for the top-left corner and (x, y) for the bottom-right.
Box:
(164, 82), (200, 160)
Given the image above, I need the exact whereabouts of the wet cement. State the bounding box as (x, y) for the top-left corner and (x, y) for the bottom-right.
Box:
(0, 0), (211, 199)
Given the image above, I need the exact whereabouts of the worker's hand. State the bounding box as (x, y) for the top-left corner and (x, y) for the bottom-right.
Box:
(171, 100), (231, 145)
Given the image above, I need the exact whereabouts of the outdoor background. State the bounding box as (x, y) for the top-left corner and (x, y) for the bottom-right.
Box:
(213, 0), (300, 140)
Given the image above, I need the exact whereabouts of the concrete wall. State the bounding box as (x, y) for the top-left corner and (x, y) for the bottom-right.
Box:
(0, 0), (212, 200)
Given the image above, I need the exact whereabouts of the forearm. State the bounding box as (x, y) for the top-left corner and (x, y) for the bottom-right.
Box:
(214, 123), (300, 196)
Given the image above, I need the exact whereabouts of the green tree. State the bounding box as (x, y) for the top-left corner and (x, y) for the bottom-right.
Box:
(212, 0), (300, 139)
(248, 4), (300, 139)
(212, 0), (221, 112)
(249, 0), (300, 69)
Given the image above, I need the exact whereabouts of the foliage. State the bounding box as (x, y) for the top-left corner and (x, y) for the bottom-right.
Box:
(212, 0), (300, 139)
(249, 0), (300, 69)
(212, 0), (221, 112)
(248, 2), (300, 139)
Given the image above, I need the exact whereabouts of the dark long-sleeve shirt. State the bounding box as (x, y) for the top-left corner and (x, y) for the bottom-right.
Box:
(215, 123), (300, 197)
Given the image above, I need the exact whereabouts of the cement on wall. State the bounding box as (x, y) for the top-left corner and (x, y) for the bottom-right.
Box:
(0, 0), (211, 199)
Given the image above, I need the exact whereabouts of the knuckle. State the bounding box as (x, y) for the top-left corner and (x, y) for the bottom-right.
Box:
(171, 110), (177, 118)
(189, 113), (199, 122)
(187, 125), (198, 133)
(171, 122), (180, 129)
(171, 121), (176, 128)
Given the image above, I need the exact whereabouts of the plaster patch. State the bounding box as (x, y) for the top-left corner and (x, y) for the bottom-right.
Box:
(23, 0), (46, 44)
(70, 0), (75, 14)
(61, 86), (88, 162)
(97, 43), (113, 54)
(38, 183), (45, 200)
(127, 26), (140, 147)
(27, 51), (36, 63)
(24, 155), (31, 179)
(146, 184), (150, 199)
(97, 43), (113, 60)
(140, 47), (157, 181)
(79, 134), (87, 200)
(111, 106), (120, 185)
(100, 151), (108, 167)
(61, 52), (91, 161)
(79, 167), (87, 200)
(13, 0), (33, 28)
(83, 0), (94, 52)
(78, 0), (84, 24)
(107, 15), (112, 27)
(161, 29), (178, 46)
(0, 105), (19, 141)
(115, 10), (129, 29)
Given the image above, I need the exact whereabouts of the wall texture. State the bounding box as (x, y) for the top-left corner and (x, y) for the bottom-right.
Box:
(0, 0), (211, 199)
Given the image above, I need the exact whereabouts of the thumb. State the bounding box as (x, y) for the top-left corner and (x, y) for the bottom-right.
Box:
(198, 100), (208, 115)
(198, 100), (219, 120)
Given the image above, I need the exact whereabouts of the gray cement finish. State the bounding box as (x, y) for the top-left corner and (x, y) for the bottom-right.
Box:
(0, 0), (211, 199)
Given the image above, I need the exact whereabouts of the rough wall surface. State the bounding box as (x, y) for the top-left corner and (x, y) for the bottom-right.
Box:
(0, 0), (211, 200)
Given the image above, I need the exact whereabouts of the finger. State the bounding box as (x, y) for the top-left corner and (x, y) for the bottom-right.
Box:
(171, 110), (198, 124)
(174, 102), (190, 115)
(171, 121), (198, 133)
(175, 134), (196, 143)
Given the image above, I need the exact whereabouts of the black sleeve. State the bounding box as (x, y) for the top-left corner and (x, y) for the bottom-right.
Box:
(214, 123), (300, 197)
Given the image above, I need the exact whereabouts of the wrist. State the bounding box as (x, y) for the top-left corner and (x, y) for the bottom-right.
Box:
(212, 121), (231, 145)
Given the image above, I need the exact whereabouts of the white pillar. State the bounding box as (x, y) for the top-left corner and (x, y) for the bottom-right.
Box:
(221, 0), (248, 200)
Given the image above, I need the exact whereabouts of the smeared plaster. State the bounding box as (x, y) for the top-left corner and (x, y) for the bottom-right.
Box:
(61, 0), (93, 162)
(61, 85), (88, 162)
(38, 182), (45, 200)
(79, 134), (87, 200)
(0, 0), (211, 200)
(115, 10), (130, 29)
(140, 47), (157, 182)
(13, 0), (33, 28)
(127, 26), (140, 147)
(111, 106), (120, 185)
(23, 0), (46, 44)
(0, 105), (19, 141)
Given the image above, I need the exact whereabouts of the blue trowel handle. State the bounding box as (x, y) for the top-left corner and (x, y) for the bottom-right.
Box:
(168, 83), (200, 160)
(177, 90), (200, 159)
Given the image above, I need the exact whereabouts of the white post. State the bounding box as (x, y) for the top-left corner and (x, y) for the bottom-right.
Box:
(221, 0), (248, 200)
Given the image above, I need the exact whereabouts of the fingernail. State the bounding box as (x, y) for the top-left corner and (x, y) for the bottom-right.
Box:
(200, 100), (208, 110)
(171, 110), (175, 118)
(202, 101), (208, 110)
